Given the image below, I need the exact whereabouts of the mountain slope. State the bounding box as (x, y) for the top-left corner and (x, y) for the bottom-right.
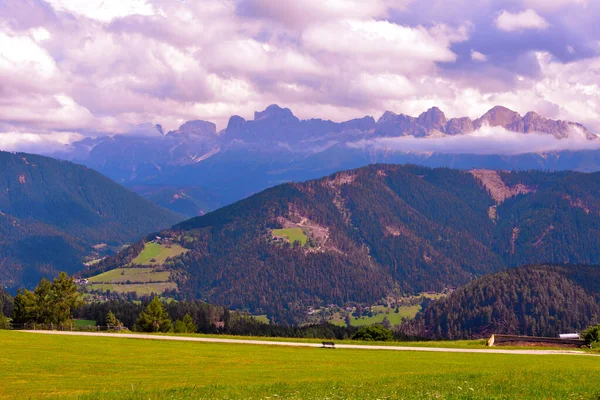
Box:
(89, 164), (600, 322)
(0, 151), (183, 289)
(404, 264), (600, 339)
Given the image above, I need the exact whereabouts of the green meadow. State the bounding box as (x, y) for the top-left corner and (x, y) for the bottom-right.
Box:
(1, 331), (599, 399)
(272, 228), (308, 246)
(86, 282), (176, 296)
(131, 242), (187, 266)
(87, 267), (170, 284)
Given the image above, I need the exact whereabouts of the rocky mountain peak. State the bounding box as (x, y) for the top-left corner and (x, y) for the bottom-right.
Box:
(417, 107), (447, 130)
(168, 120), (217, 137)
(254, 104), (299, 123)
(476, 106), (522, 127)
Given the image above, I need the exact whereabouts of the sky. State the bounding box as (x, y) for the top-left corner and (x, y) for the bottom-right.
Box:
(1, 0), (600, 150)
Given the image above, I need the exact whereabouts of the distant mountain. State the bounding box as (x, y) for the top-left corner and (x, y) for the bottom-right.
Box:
(88, 165), (600, 323)
(48, 105), (599, 216)
(404, 264), (600, 339)
(0, 151), (183, 289)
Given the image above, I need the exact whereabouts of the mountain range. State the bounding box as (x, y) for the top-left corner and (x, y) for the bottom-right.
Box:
(49, 105), (600, 217)
(86, 164), (600, 323)
(0, 151), (182, 290)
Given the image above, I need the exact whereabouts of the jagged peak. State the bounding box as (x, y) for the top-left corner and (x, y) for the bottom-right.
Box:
(254, 104), (299, 122)
(170, 120), (217, 136)
(417, 107), (447, 125)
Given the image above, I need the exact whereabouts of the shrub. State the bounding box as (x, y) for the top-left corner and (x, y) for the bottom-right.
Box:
(351, 325), (393, 341)
(582, 324), (600, 347)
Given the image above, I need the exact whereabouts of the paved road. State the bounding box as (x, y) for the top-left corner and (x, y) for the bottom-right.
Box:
(20, 330), (598, 356)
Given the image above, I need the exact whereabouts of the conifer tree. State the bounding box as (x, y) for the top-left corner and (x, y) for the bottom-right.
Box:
(136, 297), (172, 332)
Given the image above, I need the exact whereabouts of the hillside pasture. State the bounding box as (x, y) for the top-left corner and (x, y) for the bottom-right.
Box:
(86, 282), (176, 296)
(87, 267), (170, 284)
(272, 228), (307, 246)
(1, 331), (599, 399)
(131, 242), (187, 266)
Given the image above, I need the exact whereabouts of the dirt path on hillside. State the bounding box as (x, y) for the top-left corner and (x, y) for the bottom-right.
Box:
(19, 330), (598, 356)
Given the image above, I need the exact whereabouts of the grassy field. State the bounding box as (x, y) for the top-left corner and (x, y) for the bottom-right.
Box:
(350, 305), (421, 326)
(87, 266), (175, 296)
(272, 228), (307, 246)
(1, 331), (599, 399)
(322, 305), (422, 327)
(87, 282), (176, 296)
(131, 242), (187, 266)
(73, 319), (96, 327)
(88, 267), (170, 284)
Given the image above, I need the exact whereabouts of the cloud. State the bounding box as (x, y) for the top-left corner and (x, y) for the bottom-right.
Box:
(0, 131), (83, 152)
(523, 0), (588, 12)
(471, 50), (487, 62)
(1, 0), (600, 152)
(496, 9), (549, 32)
(348, 125), (600, 156)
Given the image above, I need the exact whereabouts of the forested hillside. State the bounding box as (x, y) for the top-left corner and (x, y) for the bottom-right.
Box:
(403, 265), (600, 339)
(89, 164), (600, 322)
(0, 151), (183, 290)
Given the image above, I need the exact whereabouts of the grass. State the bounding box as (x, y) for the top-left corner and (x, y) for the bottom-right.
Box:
(87, 282), (177, 296)
(272, 228), (307, 246)
(87, 266), (175, 296)
(73, 319), (96, 327)
(131, 242), (187, 266)
(1, 331), (599, 399)
(350, 305), (421, 326)
(324, 305), (422, 327)
(87, 268), (170, 284)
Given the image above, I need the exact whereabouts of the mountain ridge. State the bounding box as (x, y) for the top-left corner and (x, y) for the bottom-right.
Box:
(87, 164), (600, 323)
(0, 151), (183, 289)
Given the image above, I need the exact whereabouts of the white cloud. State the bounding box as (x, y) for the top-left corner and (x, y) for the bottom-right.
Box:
(471, 50), (487, 62)
(496, 9), (549, 32)
(523, 0), (588, 11)
(348, 125), (600, 156)
(0, 131), (83, 152)
(303, 19), (462, 74)
(47, 0), (155, 22)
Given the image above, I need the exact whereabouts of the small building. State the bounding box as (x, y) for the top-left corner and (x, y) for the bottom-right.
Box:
(559, 333), (580, 340)
(488, 334), (587, 348)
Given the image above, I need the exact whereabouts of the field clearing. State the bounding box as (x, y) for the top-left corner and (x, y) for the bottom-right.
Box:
(326, 305), (422, 327)
(73, 319), (96, 327)
(1, 331), (599, 399)
(131, 242), (187, 265)
(86, 282), (176, 296)
(87, 267), (170, 284)
(351, 305), (421, 326)
(272, 228), (307, 246)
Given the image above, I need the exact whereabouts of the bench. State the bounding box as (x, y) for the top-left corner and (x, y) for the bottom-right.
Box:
(322, 341), (335, 349)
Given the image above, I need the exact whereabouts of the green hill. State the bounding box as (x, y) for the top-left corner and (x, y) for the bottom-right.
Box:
(404, 264), (600, 339)
(0, 151), (183, 290)
(93, 164), (600, 323)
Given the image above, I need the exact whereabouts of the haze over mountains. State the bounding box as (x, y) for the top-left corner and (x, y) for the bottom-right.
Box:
(48, 105), (600, 216)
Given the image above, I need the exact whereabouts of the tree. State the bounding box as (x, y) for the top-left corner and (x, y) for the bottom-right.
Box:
(13, 272), (81, 325)
(351, 325), (393, 341)
(136, 297), (172, 332)
(582, 324), (600, 347)
(381, 316), (391, 329)
(106, 311), (124, 330)
(0, 312), (9, 329)
(174, 314), (197, 333)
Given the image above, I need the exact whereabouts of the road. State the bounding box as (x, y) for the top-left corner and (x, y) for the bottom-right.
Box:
(19, 330), (598, 356)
